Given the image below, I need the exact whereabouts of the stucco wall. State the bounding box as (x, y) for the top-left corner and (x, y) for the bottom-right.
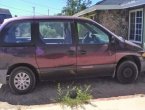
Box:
(94, 10), (129, 39)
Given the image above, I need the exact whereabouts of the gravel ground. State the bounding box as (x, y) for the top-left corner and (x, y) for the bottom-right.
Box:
(0, 73), (145, 105)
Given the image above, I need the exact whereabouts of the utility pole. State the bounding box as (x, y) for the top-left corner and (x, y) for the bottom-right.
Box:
(32, 7), (35, 16)
(48, 9), (49, 16)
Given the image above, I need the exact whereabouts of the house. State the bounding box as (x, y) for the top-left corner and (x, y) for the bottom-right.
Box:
(0, 8), (12, 24)
(73, 0), (145, 48)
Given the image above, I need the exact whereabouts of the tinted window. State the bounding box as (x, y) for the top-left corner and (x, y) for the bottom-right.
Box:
(39, 21), (72, 44)
(77, 22), (109, 44)
(3, 22), (31, 43)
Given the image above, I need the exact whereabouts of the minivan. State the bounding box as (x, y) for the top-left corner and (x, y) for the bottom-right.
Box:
(0, 16), (145, 94)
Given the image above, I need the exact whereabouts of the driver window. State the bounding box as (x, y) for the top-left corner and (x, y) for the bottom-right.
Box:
(77, 22), (109, 44)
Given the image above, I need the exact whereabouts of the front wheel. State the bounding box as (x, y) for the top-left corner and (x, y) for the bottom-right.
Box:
(9, 66), (36, 94)
(116, 61), (139, 84)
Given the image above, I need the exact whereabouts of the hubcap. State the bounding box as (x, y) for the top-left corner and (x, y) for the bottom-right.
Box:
(123, 68), (133, 78)
(14, 72), (30, 90)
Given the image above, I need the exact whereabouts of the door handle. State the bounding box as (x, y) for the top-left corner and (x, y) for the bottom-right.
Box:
(67, 50), (75, 56)
(80, 50), (86, 55)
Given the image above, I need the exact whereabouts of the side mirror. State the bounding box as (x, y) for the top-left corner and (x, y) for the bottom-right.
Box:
(110, 36), (116, 44)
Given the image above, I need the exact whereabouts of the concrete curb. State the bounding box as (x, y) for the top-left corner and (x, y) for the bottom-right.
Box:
(0, 94), (145, 110)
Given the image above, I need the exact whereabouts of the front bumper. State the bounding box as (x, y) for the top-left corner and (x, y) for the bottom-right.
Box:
(140, 57), (145, 72)
(0, 69), (7, 84)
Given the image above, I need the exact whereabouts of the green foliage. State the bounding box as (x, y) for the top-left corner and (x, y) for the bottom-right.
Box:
(57, 83), (92, 109)
(77, 23), (88, 38)
(39, 24), (59, 38)
(62, 0), (92, 15)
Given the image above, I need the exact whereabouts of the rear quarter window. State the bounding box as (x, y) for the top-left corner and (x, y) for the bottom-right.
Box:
(2, 21), (32, 44)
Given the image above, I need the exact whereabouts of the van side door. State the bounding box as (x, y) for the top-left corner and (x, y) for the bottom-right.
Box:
(35, 19), (77, 80)
(76, 20), (116, 76)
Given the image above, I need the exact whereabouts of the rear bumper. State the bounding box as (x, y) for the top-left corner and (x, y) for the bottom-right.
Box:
(0, 70), (7, 84)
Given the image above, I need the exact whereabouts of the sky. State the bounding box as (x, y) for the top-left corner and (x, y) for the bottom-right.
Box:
(0, 0), (101, 16)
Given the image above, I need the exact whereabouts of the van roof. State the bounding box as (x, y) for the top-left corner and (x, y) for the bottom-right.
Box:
(5, 15), (91, 21)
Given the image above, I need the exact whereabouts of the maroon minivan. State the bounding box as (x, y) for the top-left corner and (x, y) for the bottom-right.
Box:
(0, 16), (145, 94)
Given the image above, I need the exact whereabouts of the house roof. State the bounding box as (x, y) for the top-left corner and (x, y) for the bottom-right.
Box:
(122, 0), (145, 8)
(73, 0), (145, 17)
(96, 0), (133, 5)
(0, 8), (11, 15)
(73, 5), (122, 17)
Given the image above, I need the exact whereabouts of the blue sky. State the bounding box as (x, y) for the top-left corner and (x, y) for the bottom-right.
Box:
(0, 0), (101, 16)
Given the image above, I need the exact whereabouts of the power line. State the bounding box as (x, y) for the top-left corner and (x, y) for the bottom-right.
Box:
(20, 0), (62, 11)
(0, 3), (32, 13)
(0, 2), (44, 15)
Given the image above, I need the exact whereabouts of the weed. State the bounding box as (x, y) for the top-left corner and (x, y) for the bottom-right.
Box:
(57, 83), (92, 109)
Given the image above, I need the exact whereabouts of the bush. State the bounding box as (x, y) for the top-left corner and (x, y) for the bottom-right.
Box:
(57, 83), (92, 109)
(39, 25), (59, 38)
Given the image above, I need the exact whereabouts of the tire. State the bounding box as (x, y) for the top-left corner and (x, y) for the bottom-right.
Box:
(9, 66), (36, 94)
(116, 61), (139, 84)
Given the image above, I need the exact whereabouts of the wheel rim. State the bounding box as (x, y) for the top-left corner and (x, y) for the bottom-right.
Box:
(14, 72), (30, 90)
(123, 67), (133, 78)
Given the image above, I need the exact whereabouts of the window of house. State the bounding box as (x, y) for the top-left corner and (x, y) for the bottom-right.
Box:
(39, 21), (72, 44)
(3, 22), (31, 43)
(129, 9), (143, 43)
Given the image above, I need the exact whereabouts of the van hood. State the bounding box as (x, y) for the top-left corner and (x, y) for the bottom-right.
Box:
(125, 40), (142, 51)
(117, 36), (142, 51)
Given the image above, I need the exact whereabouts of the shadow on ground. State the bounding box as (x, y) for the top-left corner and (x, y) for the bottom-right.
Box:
(0, 73), (145, 105)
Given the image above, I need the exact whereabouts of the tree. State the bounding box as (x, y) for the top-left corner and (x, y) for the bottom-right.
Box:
(14, 15), (18, 17)
(62, 0), (92, 16)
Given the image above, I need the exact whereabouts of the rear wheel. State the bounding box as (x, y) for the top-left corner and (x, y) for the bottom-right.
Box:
(9, 66), (36, 94)
(116, 61), (138, 83)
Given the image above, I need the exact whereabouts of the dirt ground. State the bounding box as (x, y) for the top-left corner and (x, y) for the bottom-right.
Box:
(0, 73), (145, 105)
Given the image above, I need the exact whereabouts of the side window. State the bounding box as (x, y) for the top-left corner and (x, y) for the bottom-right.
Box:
(77, 22), (109, 44)
(4, 22), (31, 43)
(39, 21), (72, 44)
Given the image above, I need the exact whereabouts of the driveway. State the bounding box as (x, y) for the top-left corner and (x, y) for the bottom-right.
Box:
(0, 73), (145, 105)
